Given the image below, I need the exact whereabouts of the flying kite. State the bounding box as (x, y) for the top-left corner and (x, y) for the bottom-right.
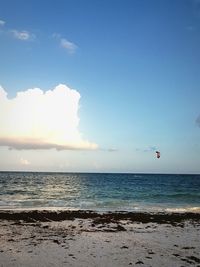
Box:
(156, 151), (160, 159)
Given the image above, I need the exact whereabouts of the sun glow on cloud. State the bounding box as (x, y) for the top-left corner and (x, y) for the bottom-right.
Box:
(0, 84), (98, 151)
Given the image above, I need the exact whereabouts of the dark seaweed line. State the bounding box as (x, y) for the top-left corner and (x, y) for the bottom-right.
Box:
(0, 210), (200, 225)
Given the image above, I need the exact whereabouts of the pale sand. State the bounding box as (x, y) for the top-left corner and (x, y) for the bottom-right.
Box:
(0, 212), (200, 267)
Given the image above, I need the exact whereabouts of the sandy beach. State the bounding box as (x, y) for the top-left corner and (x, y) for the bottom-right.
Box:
(0, 210), (200, 267)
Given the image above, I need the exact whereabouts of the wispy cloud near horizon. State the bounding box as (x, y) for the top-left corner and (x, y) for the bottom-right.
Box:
(0, 19), (35, 41)
(0, 19), (5, 26)
(11, 30), (34, 41)
(0, 84), (98, 151)
(52, 33), (77, 54)
(60, 38), (77, 54)
(136, 146), (158, 153)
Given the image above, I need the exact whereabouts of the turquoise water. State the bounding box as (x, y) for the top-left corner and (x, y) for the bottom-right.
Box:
(0, 172), (200, 212)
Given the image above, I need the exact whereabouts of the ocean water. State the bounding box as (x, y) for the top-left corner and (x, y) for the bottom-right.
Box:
(0, 172), (200, 212)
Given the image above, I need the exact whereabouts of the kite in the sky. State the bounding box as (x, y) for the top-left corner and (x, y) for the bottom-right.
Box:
(156, 151), (160, 159)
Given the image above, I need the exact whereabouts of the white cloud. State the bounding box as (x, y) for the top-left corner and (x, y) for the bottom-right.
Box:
(52, 33), (77, 54)
(0, 20), (35, 40)
(0, 20), (5, 26)
(136, 146), (157, 152)
(52, 33), (61, 39)
(20, 158), (30, 165)
(0, 84), (98, 151)
(60, 38), (77, 54)
(11, 30), (33, 41)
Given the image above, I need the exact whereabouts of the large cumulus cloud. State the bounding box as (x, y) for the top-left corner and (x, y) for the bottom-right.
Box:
(0, 84), (98, 150)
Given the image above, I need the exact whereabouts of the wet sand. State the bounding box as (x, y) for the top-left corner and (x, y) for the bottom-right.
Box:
(0, 210), (200, 267)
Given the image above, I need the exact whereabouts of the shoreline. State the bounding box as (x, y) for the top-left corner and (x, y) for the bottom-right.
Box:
(1, 209), (200, 225)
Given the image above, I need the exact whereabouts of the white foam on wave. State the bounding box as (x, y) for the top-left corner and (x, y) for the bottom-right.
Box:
(165, 207), (200, 213)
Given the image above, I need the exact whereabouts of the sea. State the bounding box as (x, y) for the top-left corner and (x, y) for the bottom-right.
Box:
(0, 172), (200, 213)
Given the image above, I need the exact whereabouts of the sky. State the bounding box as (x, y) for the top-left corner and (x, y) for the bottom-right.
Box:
(0, 0), (200, 173)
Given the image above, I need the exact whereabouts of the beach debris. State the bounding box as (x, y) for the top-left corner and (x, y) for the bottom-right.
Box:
(181, 258), (194, 264)
(135, 260), (144, 264)
(172, 253), (180, 257)
(148, 250), (155, 254)
(182, 246), (195, 249)
(156, 151), (160, 158)
(187, 256), (200, 263)
(121, 245), (129, 249)
(116, 224), (126, 231)
(53, 239), (60, 244)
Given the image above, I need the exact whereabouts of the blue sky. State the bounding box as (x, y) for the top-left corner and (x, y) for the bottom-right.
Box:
(0, 0), (200, 173)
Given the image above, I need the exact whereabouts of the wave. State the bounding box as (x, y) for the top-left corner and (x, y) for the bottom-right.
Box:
(165, 207), (200, 213)
(147, 192), (200, 199)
